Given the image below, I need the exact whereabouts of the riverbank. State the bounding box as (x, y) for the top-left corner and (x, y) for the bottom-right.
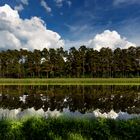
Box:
(0, 117), (139, 140)
(0, 78), (140, 85)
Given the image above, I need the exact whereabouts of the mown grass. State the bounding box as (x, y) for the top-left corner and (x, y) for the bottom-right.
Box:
(0, 78), (140, 85)
(0, 117), (140, 140)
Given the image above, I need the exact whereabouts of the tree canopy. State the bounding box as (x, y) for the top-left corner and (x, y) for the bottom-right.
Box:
(0, 46), (140, 78)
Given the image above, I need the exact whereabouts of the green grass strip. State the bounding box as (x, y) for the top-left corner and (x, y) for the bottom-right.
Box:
(0, 78), (140, 85)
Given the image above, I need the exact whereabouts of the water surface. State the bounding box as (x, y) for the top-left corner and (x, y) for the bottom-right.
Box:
(0, 85), (139, 115)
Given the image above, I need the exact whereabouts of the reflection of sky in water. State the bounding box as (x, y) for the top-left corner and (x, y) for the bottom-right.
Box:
(0, 85), (140, 115)
(0, 107), (140, 120)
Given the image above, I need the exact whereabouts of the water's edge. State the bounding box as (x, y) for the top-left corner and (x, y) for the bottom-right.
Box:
(0, 107), (140, 120)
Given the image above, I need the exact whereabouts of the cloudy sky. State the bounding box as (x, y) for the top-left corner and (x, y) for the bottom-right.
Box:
(0, 0), (140, 50)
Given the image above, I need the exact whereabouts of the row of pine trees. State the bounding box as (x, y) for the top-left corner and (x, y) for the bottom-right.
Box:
(0, 46), (140, 78)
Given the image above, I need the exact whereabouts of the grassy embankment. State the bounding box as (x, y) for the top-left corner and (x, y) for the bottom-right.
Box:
(0, 117), (140, 140)
(0, 78), (140, 85)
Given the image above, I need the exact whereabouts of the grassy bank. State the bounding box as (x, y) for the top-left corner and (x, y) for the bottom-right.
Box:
(0, 117), (140, 140)
(0, 78), (140, 85)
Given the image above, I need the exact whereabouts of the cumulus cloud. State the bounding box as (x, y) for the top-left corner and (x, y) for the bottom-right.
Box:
(65, 39), (88, 50)
(0, 4), (64, 50)
(88, 30), (136, 50)
(41, 0), (52, 13)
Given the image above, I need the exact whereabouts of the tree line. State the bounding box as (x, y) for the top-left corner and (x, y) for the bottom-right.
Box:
(0, 46), (140, 78)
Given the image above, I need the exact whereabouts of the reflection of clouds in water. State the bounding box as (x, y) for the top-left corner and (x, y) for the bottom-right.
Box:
(1, 85), (139, 114)
(62, 108), (140, 120)
(0, 108), (61, 120)
(138, 92), (140, 100)
(0, 108), (139, 120)
(19, 95), (28, 103)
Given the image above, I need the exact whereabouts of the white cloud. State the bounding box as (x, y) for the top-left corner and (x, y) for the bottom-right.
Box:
(113, 0), (140, 5)
(21, 0), (29, 5)
(55, 0), (64, 7)
(0, 4), (19, 18)
(0, 31), (21, 50)
(41, 0), (52, 13)
(55, 0), (72, 8)
(66, 1), (72, 7)
(0, 4), (64, 50)
(14, 4), (24, 11)
(14, 0), (29, 11)
(65, 39), (88, 50)
(88, 30), (136, 50)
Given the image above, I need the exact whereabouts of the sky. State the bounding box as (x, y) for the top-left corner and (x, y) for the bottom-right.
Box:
(0, 0), (140, 50)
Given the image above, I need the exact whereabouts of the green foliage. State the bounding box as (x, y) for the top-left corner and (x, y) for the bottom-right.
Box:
(67, 133), (88, 140)
(0, 46), (140, 78)
(0, 120), (24, 140)
(22, 117), (51, 140)
(0, 117), (140, 140)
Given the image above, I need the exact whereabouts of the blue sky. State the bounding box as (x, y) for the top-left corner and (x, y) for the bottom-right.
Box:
(0, 0), (140, 50)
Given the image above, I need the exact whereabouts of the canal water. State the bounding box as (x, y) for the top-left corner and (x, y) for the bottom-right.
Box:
(0, 85), (140, 119)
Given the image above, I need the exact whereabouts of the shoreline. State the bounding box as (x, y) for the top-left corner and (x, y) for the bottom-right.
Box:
(0, 78), (140, 85)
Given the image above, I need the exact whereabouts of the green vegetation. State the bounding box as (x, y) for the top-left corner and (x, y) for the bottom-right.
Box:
(0, 78), (140, 85)
(0, 46), (140, 78)
(0, 117), (140, 140)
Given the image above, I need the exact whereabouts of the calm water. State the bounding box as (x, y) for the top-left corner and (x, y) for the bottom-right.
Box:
(0, 85), (140, 115)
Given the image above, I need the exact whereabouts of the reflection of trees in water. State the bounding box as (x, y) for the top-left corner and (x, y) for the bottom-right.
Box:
(0, 85), (140, 113)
